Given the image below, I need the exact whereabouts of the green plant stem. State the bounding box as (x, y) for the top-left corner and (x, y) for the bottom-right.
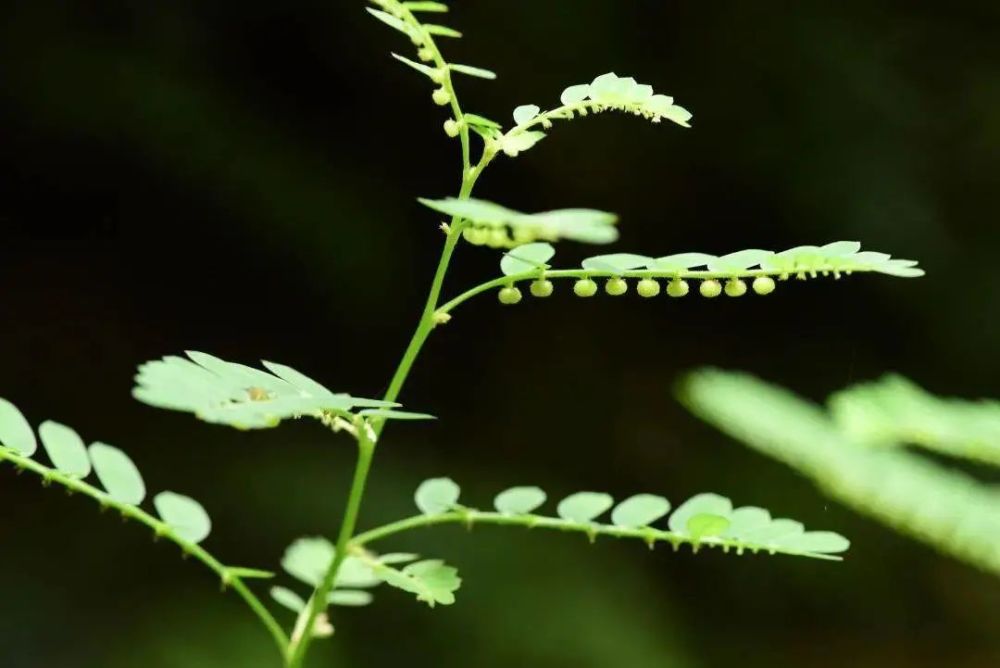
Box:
(286, 430), (376, 667)
(0, 446), (290, 657)
(436, 268), (870, 315)
(349, 510), (843, 561)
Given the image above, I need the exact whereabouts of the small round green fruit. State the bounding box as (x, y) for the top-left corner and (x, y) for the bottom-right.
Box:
(498, 286), (523, 305)
(724, 279), (747, 297)
(666, 279), (689, 298)
(752, 276), (776, 295)
(636, 278), (660, 298)
(530, 279), (554, 298)
(700, 280), (722, 298)
(605, 277), (628, 296)
(574, 278), (598, 298)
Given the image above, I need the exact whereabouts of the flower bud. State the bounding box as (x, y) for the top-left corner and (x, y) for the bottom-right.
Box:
(443, 119), (461, 137)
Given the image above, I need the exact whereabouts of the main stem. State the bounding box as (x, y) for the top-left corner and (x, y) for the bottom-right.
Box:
(286, 152), (487, 668)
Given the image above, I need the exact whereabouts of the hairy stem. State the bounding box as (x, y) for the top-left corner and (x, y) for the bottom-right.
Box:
(0, 446), (290, 657)
(286, 429), (376, 667)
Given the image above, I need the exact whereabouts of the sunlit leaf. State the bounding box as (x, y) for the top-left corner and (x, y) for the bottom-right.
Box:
(611, 494), (671, 528)
(89, 442), (146, 505)
(494, 486), (547, 515)
(501, 243), (555, 276)
(154, 491), (212, 544)
(557, 492), (613, 523)
(415, 477), (461, 515)
(0, 397), (36, 456)
(513, 104), (541, 125)
(38, 420), (90, 477)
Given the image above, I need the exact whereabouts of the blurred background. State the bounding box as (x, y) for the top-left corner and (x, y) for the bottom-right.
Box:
(1, 1), (998, 666)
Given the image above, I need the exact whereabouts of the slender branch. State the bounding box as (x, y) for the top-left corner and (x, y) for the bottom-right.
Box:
(0, 446), (290, 657)
(286, 427), (376, 667)
(349, 510), (843, 562)
(436, 268), (873, 316)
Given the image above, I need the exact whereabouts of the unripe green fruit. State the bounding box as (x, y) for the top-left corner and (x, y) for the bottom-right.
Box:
(666, 279), (689, 298)
(444, 119), (460, 138)
(418, 48), (434, 62)
(605, 277), (628, 296)
(462, 226), (489, 245)
(636, 278), (660, 298)
(574, 278), (598, 297)
(700, 279), (722, 298)
(432, 88), (451, 106)
(498, 286), (522, 305)
(725, 278), (747, 297)
(530, 279), (554, 298)
(487, 227), (510, 247)
(753, 276), (776, 295)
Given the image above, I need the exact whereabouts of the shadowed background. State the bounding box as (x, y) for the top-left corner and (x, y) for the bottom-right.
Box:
(1, 1), (998, 666)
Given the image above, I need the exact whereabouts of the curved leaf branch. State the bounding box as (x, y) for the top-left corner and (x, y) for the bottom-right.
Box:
(0, 444), (288, 655)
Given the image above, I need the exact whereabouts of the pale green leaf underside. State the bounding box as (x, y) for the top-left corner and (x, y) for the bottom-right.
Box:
(133, 351), (414, 430)
(421, 197), (618, 247)
(154, 491), (212, 544)
(494, 486), (547, 515)
(38, 420), (91, 477)
(270, 586), (307, 614)
(89, 442), (146, 506)
(281, 537), (381, 590)
(682, 370), (1000, 575)
(0, 397), (37, 456)
(415, 477), (461, 515)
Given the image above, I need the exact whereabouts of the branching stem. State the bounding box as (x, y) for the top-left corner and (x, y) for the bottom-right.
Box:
(0, 446), (290, 658)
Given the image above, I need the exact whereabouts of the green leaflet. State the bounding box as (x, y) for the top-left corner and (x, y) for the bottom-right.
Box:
(38, 420), (90, 478)
(415, 477), (461, 514)
(154, 492), (212, 544)
(681, 369), (1000, 574)
(329, 590), (374, 607)
(501, 243), (555, 276)
(0, 397), (37, 456)
(494, 486), (547, 515)
(133, 351), (414, 430)
(391, 52), (440, 80)
(449, 63), (496, 80)
(282, 537), (336, 587)
(403, 1), (449, 12)
(513, 104), (541, 125)
(374, 559), (461, 607)
(89, 442), (146, 506)
(270, 586), (307, 614)
(557, 492), (614, 523)
(421, 197), (619, 247)
(611, 494), (671, 528)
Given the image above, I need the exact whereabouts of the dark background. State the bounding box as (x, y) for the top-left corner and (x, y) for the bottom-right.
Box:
(1, 1), (998, 666)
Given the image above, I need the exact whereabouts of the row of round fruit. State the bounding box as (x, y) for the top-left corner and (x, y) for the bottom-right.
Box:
(498, 276), (777, 304)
